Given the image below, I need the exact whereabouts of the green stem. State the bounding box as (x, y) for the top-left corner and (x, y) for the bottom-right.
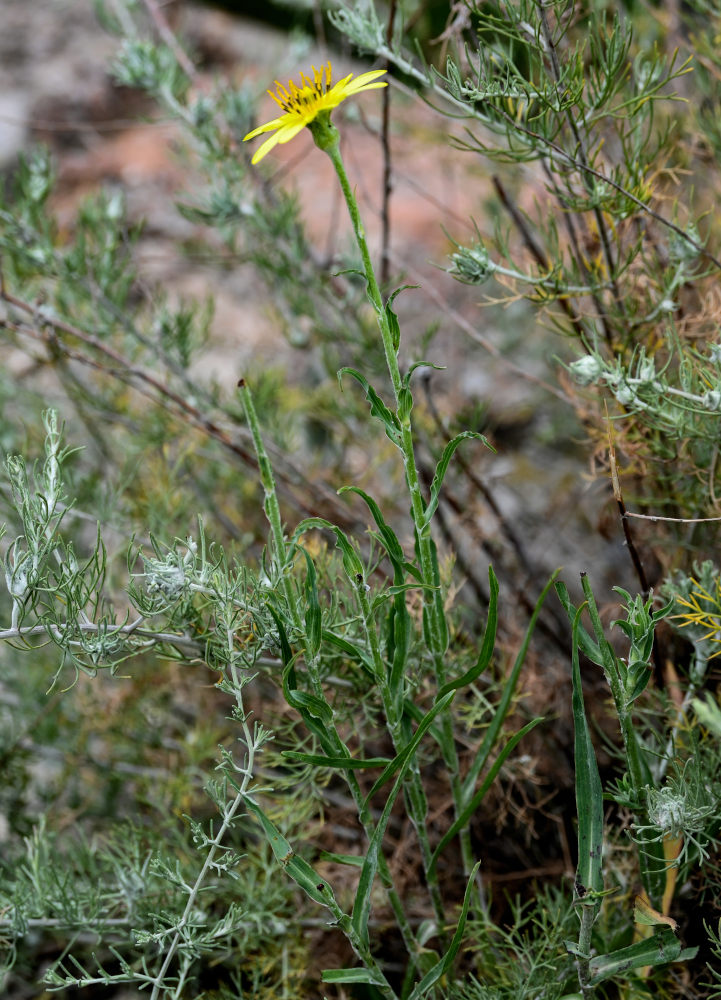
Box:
(576, 901), (597, 999)
(316, 126), (445, 659)
(326, 905), (400, 1000)
(581, 577), (645, 795)
(239, 380), (420, 960)
(238, 380), (297, 617)
(581, 575), (664, 901)
(314, 118), (474, 900)
(356, 580), (448, 935)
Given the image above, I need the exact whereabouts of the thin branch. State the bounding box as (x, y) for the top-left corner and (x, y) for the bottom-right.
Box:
(388, 248), (572, 404)
(537, 0), (625, 320)
(140, 0), (197, 81)
(491, 174), (588, 340)
(378, 48), (721, 271)
(538, 158), (616, 348)
(622, 511), (721, 524)
(477, 109), (721, 271)
(0, 290), (355, 527)
(0, 619), (202, 654)
(606, 413), (650, 596)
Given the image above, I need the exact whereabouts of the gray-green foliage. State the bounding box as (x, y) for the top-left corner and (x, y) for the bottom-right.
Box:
(331, 0), (721, 537)
(0, 407), (547, 996)
(1, 0), (721, 997)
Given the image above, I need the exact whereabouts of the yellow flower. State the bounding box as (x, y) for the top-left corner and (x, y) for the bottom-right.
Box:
(243, 62), (387, 164)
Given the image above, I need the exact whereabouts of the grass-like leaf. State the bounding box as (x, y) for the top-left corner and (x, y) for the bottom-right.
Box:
(461, 570), (558, 801)
(244, 797), (338, 908)
(429, 717), (543, 876)
(352, 691), (455, 949)
(571, 602), (604, 899)
(589, 926), (689, 985)
(406, 861), (482, 1000)
(338, 367), (402, 447)
(421, 431), (493, 529)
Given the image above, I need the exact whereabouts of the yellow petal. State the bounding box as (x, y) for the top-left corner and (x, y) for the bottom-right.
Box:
(275, 122), (307, 145)
(251, 130), (286, 164)
(243, 117), (287, 141)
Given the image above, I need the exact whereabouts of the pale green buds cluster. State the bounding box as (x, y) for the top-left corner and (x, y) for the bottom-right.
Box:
(701, 389), (721, 411)
(568, 354), (604, 386)
(635, 756), (720, 867)
(142, 537), (198, 602)
(448, 241), (496, 285)
(567, 346), (721, 418)
(668, 222), (702, 265)
(328, 5), (386, 53)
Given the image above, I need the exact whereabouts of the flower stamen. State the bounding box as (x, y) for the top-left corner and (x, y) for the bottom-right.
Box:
(244, 61), (387, 165)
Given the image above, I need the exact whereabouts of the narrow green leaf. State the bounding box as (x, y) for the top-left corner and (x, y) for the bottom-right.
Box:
(281, 661), (333, 724)
(438, 565), (498, 699)
(318, 851), (364, 867)
(281, 751), (390, 769)
(364, 691), (455, 804)
(580, 574), (666, 902)
(377, 582), (435, 599)
(332, 266), (366, 281)
(244, 796), (291, 860)
(321, 628), (375, 677)
(554, 580), (604, 665)
(386, 300), (401, 352)
(406, 861), (482, 1000)
(422, 431), (493, 529)
(425, 534), (449, 652)
(571, 603), (604, 899)
(295, 516), (364, 581)
(386, 283), (418, 307)
(626, 661), (653, 704)
(403, 360), (446, 385)
(461, 570), (558, 801)
(401, 698), (445, 750)
(388, 590), (411, 704)
(580, 574), (625, 679)
(267, 606), (294, 667)
(278, 635), (338, 758)
(429, 717), (542, 875)
(301, 548), (322, 659)
(338, 367), (402, 447)
(335, 485), (415, 705)
(588, 927), (684, 985)
(322, 968), (384, 985)
(244, 798), (336, 907)
(397, 385), (413, 423)
(339, 486), (405, 575)
(351, 691), (455, 949)
(383, 283), (418, 356)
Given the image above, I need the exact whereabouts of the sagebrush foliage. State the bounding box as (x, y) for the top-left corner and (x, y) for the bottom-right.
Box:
(1, 2), (721, 998)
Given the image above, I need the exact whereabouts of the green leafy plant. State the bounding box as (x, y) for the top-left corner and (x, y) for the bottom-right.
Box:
(1, 1), (720, 997)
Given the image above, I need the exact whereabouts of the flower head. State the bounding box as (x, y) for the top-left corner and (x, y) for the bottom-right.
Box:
(243, 62), (387, 164)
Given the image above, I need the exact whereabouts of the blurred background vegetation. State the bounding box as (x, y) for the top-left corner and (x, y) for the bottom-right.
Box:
(1, 1), (721, 997)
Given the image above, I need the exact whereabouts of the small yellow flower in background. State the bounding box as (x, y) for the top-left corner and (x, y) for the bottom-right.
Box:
(243, 62), (387, 164)
(674, 576), (721, 656)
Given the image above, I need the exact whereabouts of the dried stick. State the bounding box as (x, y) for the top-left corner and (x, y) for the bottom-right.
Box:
(606, 412), (650, 597)
(491, 174), (588, 341)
